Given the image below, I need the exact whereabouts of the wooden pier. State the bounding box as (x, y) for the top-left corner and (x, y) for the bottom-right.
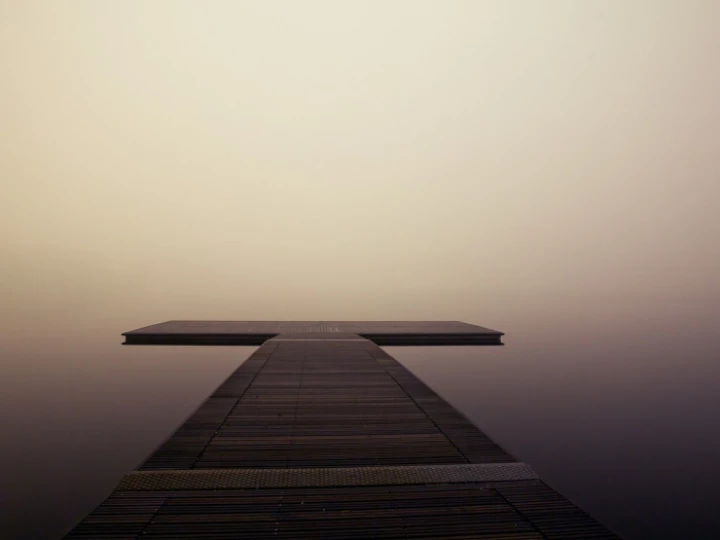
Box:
(64, 322), (619, 539)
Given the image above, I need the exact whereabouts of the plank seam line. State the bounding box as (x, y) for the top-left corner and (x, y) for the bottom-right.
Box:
(192, 345), (274, 468)
(493, 485), (548, 539)
(134, 348), (261, 470)
(374, 351), (477, 464)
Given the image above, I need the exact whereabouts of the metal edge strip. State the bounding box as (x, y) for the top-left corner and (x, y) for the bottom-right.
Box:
(117, 463), (538, 490)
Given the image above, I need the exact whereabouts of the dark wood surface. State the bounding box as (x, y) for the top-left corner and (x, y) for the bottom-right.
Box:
(64, 483), (617, 539)
(63, 331), (619, 539)
(122, 321), (504, 345)
(139, 338), (512, 470)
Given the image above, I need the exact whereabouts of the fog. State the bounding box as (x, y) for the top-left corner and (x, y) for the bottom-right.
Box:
(3, 1), (719, 320)
(2, 2), (719, 539)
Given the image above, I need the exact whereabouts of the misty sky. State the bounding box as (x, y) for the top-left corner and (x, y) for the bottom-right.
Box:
(2, 1), (719, 326)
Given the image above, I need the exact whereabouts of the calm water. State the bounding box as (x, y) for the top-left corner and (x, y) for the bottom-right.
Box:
(1, 296), (719, 539)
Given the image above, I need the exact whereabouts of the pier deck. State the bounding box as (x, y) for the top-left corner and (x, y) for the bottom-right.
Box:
(64, 323), (619, 539)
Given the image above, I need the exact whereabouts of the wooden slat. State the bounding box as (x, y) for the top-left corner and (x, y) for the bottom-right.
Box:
(65, 482), (618, 539)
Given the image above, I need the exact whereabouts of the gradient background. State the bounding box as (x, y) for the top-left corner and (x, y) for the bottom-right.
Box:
(1, 1), (719, 539)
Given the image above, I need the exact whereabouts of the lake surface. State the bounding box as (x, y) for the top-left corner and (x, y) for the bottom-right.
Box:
(1, 296), (718, 539)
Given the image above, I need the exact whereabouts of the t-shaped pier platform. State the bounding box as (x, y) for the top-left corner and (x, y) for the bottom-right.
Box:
(122, 320), (505, 345)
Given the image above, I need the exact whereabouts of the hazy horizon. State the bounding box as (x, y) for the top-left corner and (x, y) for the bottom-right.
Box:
(3, 1), (719, 329)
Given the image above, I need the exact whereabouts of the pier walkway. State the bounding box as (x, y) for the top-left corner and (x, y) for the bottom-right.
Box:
(64, 322), (619, 539)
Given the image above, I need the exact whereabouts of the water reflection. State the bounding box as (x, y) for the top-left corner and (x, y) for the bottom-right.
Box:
(1, 338), (257, 540)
